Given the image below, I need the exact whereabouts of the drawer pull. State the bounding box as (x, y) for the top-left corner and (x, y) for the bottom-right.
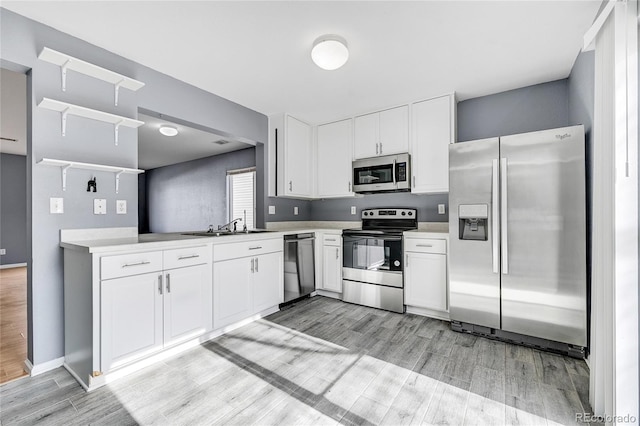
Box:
(178, 254), (200, 260)
(416, 244), (433, 248)
(249, 246), (262, 250)
(122, 260), (150, 268)
(325, 238), (336, 242)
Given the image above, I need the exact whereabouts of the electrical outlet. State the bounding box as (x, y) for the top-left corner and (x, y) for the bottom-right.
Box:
(268, 205), (276, 215)
(50, 197), (64, 214)
(351, 206), (357, 215)
(94, 199), (107, 215)
(116, 200), (127, 214)
(438, 204), (446, 214)
(0, 249), (6, 255)
(294, 206), (299, 215)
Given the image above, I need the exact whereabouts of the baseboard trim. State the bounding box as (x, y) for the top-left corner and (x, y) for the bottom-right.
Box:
(25, 356), (65, 376)
(0, 263), (27, 269)
(315, 289), (342, 299)
(405, 305), (450, 321)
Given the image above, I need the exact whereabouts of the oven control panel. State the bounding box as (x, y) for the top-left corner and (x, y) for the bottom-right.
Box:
(361, 208), (417, 219)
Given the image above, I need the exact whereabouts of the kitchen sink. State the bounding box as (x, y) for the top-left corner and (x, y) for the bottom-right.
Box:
(181, 229), (272, 237)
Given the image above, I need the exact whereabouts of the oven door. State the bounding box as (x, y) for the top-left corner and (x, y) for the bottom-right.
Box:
(342, 233), (403, 273)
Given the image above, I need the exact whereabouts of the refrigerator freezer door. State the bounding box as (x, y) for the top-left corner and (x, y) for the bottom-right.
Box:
(449, 138), (501, 329)
(500, 125), (587, 347)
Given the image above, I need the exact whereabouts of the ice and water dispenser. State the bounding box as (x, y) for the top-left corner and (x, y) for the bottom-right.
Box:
(458, 204), (488, 241)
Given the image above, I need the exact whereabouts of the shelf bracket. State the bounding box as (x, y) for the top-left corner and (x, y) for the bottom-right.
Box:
(61, 107), (70, 137)
(61, 59), (71, 92)
(114, 79), (124, 106)
(114, 120), (124, 145)
(115, 170), (125, 194)
(62, 164), (72, 191)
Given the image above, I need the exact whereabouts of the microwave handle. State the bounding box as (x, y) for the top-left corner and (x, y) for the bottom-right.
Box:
(392, 159), (397, 185)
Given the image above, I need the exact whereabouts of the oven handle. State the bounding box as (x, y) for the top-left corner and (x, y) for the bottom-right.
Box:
(343, 233), (403, 241)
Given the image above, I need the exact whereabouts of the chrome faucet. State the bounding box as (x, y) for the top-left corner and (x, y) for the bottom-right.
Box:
(218, 218), (243, 232)
(243, 210), (247, 232)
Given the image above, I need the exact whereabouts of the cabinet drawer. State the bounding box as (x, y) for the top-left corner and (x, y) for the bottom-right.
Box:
(163, 245), (211, 270)
(322, 234), (341, 246)
(101, 251), (163, 280)
(213, 238), (282, 262)
(404, 238), (447, 254)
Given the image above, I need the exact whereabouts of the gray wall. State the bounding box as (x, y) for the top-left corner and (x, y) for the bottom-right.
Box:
(144, 147), (256, 233)
(457, 79), (569, 142)
(0, 153), (27, 265)
(311, 193), (448, 222)
(1, 8), (267, 365)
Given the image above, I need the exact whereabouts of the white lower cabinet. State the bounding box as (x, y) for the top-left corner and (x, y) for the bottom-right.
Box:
(163, 264), (210, 345)
(404, 236), (449, 317)
(213, 239), (284, 329)
(101, 272), (163, 371)
(99, 246), (212, 373)
(320, 234), (342, 293)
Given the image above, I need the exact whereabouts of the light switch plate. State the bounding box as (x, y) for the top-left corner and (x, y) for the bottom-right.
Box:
(351, 206), (357, 215)
(294, 206), (299, 215)
(50, 197), (64, 214)
(268, 205), (276, 215)
(116, 200), (127, 214)
(94, 199), (107, 215)
(438, 204), (446, 214)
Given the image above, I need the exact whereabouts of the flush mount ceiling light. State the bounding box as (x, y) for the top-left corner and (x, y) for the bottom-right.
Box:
(159, 125), (178, 137)
(311, 35), (349, 71)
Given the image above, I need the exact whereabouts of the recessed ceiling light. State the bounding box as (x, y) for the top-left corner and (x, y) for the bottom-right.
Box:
(159, 125), (178, 137)
(311, 35), (349, 71)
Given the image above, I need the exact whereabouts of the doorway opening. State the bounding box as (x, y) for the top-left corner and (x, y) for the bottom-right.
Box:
(0, 67), (29, 384)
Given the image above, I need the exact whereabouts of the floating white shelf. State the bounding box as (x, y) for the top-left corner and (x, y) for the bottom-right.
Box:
(38, 158), (144, 193)
(38, 98), (144, 145)
(38, 47), (145, 106)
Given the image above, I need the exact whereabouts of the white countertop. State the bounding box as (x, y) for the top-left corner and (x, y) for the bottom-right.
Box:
(60, 223), (449, 254)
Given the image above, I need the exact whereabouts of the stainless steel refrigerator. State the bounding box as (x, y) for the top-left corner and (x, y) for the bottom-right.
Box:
(449, 125), (587, 357)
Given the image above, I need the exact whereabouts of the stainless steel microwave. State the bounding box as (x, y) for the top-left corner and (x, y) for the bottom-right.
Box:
(352, 153), (411, 193)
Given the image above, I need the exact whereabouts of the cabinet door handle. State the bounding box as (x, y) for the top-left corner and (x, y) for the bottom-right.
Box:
(122, 260), (150, 268)
(178, 254), (200, 260)
(375, 143), (379, 155)
(158, 274), (163, 295)
(412, 176), (416, 187)
(348, 181), (351, 192)
(289, 180), (292, 191)
(249, 246), (262, 250)
(379, 142), (382, 154)
(336, 248), (339, 260)
(405, 254), (408, 268)
(166, 273), (171, 293)
(251, 258), (255, 273)
(255, 257), (259, 272)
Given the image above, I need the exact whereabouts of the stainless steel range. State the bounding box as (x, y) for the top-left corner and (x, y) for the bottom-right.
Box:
(342, 208), (418, 313)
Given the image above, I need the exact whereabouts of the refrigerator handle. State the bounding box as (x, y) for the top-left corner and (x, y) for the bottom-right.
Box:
(492, 159), (499, 274)
(500, 158), (509, 274)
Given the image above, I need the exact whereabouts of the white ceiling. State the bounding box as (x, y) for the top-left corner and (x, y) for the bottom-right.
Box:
(0, 68), (27, 156)
(138, 113), (253, 170)
(2, 1), (600, 126)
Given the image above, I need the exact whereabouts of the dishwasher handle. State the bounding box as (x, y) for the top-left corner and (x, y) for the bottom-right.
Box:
(284, 233), (315, 241)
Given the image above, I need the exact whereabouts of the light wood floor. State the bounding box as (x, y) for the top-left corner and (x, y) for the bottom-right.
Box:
(0, 296), (594, 425)
(0, 267), (28, 384)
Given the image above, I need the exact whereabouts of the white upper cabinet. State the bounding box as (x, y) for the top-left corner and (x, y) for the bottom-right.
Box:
(354, 105), (409, 159)
(316, 119), (354, 198)
(411, 94), (455, 194)
(271, 114), (313, 198)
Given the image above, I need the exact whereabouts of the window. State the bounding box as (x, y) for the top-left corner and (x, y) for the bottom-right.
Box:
(227, 168), (255, 230)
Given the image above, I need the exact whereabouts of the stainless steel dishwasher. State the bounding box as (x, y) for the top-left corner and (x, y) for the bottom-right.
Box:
(283, 233), (316, 304)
